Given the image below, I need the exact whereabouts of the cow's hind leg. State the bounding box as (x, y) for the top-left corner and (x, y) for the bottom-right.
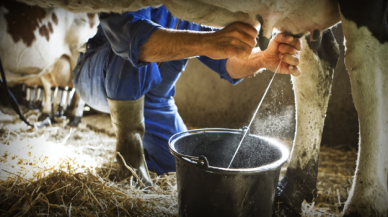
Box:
(274, 30), (339, 216)
(339, 9), (388, 217)
(66, 91), (85, 127)
(38, 76), (52, 121)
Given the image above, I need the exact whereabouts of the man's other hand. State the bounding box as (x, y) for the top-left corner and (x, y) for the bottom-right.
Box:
(202, 22), (258, 60)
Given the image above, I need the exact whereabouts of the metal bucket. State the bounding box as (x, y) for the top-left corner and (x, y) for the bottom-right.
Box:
(169, 128), (289, 217)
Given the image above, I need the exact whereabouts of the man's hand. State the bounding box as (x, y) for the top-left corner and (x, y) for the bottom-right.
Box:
(262, 33), (302, 76)
(202, 22), (258, 60)
(225, 33), (302, 78)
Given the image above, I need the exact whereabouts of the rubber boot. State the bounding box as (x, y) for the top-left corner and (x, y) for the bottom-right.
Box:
(107, 96), (152, 186)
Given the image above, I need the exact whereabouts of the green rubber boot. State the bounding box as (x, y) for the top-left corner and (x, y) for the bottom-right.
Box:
(107, 96), (152, 186)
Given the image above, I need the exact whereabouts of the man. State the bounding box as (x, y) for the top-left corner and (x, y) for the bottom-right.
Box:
(73, 5), (302, 185)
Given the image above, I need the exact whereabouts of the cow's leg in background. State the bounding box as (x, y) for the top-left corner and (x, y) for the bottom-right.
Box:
(274, 30), (340, 216)
(339, 7), (388, 217)
(39, 76), (53, 121)
(66, 91), (85, 127)
(55, 87), (67, 117)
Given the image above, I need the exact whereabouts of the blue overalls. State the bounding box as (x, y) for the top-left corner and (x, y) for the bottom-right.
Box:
(73, 5), (241, 175)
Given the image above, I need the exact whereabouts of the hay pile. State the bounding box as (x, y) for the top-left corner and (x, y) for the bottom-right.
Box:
(0, 109), (178, 216)
(316, 145), (357, 206)
(0, 169), (178, 216)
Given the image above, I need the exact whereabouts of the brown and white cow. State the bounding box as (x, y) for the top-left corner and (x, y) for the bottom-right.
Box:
(14, 0), (388, 216)
(0, 0), (98, 126)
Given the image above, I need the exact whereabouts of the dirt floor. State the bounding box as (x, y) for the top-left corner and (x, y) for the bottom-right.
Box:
(0, 105), (357, 216)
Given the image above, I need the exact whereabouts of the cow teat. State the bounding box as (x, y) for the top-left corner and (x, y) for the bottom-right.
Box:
(309, 29), (322, 50)
(256, 14), (271, 50)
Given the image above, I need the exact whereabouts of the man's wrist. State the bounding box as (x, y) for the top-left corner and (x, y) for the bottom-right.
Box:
(253, 49), (265, 71)
(196, 32), (211, 57)
(225, 49), (267, 79)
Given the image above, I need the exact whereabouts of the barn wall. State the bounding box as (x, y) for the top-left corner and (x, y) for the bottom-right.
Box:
(175, 24), (359, 147)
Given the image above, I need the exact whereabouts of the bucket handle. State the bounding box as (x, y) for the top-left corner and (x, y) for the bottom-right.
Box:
(175, 152), (209, 169)
(169, 128), (244, 169)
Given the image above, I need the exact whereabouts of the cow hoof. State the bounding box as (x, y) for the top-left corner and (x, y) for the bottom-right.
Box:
(342, 211), (363, 217)
(273, 160), (319, 217)
(273, 181), (303, 217)
(342, 206), (385, 217)
(342, 184), (388, 217)
(38, 113), (51, 122)
(67, 116), (81, 127)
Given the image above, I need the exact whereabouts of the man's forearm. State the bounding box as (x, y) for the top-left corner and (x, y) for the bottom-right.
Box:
(138, 22), (258, 63)
(139, 27), (263, 79)
(138, 29), (209, 62)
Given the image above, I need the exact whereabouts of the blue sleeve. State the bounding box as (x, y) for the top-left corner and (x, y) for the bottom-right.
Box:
(197, 56), (242, 85)
(99, 9), (162, 68)
(197, 24), (219, 32)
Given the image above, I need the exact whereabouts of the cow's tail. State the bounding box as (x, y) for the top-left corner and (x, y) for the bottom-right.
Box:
(0, 55), (50, 128)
